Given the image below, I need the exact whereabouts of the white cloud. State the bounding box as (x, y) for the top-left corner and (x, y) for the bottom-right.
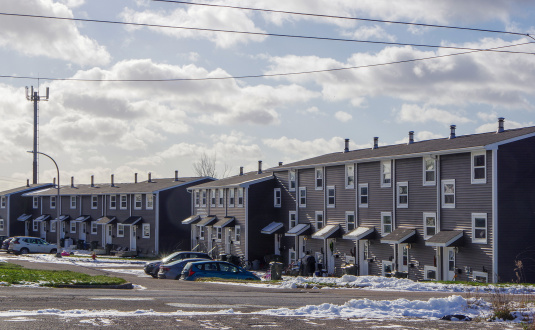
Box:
(475, 119), (533, 133)
(263, 136), (346, 160)
(395, 104), (472, 125)
(343, 25), (396, 42)
(335, 111), (352, 122)
(0, 0), (110, 66)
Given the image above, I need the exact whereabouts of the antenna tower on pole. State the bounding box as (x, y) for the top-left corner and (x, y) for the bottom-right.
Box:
(25, 86), (49, 184)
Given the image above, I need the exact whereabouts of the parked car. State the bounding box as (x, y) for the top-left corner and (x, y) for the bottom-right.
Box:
(181, 260), (260, 281)
(8, 237), (57, 255)
(144, 251), (212, 278)
(1, 237), (13, 252)
(158, 258), (208, 280)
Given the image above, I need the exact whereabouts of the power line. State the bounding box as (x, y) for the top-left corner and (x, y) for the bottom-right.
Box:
(1, 42), (532, 83)
(152, 0), (529, 37)
(0, 12), (534, 56)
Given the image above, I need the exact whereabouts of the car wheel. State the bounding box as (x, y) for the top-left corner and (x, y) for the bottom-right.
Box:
(50, 248), (57, 254)
(151, 273), (158, 278)
(175, 275), (181, 280)
(20, 248), (29, 255)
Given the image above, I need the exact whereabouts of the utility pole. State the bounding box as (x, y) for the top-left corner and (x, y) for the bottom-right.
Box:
(25, 86), (49, 184)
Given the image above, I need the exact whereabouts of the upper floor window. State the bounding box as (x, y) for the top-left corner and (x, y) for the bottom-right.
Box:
(423, 212), (437, 240)
(120, 194), (127, 209)
(146, 194), (154, 210)
(70, 196), (76, 209)
(381, 160), (392, 188)
(289, 170), (296, 191)
(237, 188), (244, 207)
(315, 168), (324, 190)
(110, 195), (117, 209)
(315, 211), (324, 230)
(50, 196), (56, 209)
(423, 156), (436, 186)
(201, 190), (207, 206)
(346, 211), (355, 231)
(194, 191), (200, 207)
(397, 182), (408, 208)
(381, 212), (392, 236)
(327, 186), (335, 208)
(91, 195), (98, 209)
(298, 187), (307, 207)
(218, 189), (224, 207)
(289, 211), (296, 229)
(472, 213), (487, 244)
(33, 196), (38, 209)
(358, 183), (368, 208)
(134, 194), (142, 210)
(228, 189), (235, 207)
(274, 188), (281, 207)
(471, 151), (486, 184)
(0, 196), (5, 208)
(441, 179), (455, 208)
(345, 164), (355, 189)
(210, 190), (216, 207)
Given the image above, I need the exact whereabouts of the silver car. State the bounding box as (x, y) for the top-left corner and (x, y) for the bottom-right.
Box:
(158, 258), (208, 280)
(8, 236), (58, 255)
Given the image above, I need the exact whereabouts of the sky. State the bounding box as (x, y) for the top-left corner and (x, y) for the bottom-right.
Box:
(1, 0), (535, 190)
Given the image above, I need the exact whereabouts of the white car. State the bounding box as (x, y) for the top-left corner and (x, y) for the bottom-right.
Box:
(8, 236), (58, 255)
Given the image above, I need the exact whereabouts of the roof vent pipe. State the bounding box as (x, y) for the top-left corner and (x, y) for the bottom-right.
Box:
(53, 177), (56, 187)
(91, 175), (94, 187)
(373, 137), (379, 149)
(344, 138), (350, 153)
(27, 179), (30, 187)
(278, 162), (283, 166)
(240, 167), (244, 176)
(71, 176), (74, 188)
(111, 174), (114, 187)
(174, 170), (179, 181)
(408, 131), (414, 145)
(258, 160), (262, 174)
(497, 117), (505, 133)
(449, 125), (456, 139)
(148, 172), (152, 183)
(134, 173), (138, 183)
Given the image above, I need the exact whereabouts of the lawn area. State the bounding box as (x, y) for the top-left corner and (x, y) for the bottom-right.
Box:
(0, 262), (127, 287)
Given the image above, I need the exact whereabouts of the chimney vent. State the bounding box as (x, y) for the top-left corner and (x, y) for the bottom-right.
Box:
(174, 170), (179, 181)
(258, 160), (262, 174)
(408, 131), (414, 145)
(53, 177), (56, 186)
(239, 167), (244, 176)
(497, 117), (505, 133)
(344, 138), (350, 153)
(111, 174), (114, 187)
(135, 173), (138, 183)
(372, 137), (379, 149)
(449, 125), (456, 139)
(71, 176), (74, 188)
(91, 175), (94, 187)
(278, 162), (283, 166)
(27, 179), (30, 187)
(148, 172), (152, 183)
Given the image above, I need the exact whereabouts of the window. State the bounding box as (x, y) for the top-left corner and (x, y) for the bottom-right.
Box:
(0, 196), (6, 208)
(70, 221), (76, 233)
(134, 194), (142, 210)
(210, 190), (216, 207)
(274, 188), (281, 207)
(228, 189), (235, 207)
(142, 223), (150, 238)
(423, 156), (436, 186)
(33, 220), (38, 231)
(194, 191), (200, 207)
(110, 195), (117, 209)
(216, 227), (222, 241)
(289, 170), (296, 191)
(91, 221), (97, 234)
(298, 187), (306, 207)
(201, 190), (207, 206)
(117, 224), (125, 237)
(472, 271), (488, 283)
(472, 151), (486, 184)
(146, 194), (154, 210)
(237, 188), (244, 207)
(397, 182), (408, 208)
(381, 160), (392, 187)
(423, 213), (437, 239)
(424, 266), (437, 280)
(346, 211), (355, 231)
(198, 226), (205, 240)
(315, 211), (324, 230)
(120, 194), (127, 209)
(234, 225), (241, 243)
(33, 196), (38, 209)
(472, 213), (487, 244)
(345, 164), (355, 189)
(358, 183), (369, 207)
(441, 179), (455, 208)
(327, 186), (335, 208)
(91, 195), (98, 209)
(50, 196), (56, 209)
(51, 220), (57, 233)
(289, 211), (296, 229)
(70, 196), (76, 209)
(381, 212), (392, 236)
(218, 189), (224, 207)
(0, 219), (4, 231)
(315, 168), (324, 190)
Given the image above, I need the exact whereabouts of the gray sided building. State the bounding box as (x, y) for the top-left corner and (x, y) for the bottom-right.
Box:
(0, 183), (54, 239)
(183, 165), (276, 265)
(23, 173), (212, 256)
(271, 119), (535, 283)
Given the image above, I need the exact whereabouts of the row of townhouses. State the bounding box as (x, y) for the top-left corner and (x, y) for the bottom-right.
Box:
(2, 118), (534, 283)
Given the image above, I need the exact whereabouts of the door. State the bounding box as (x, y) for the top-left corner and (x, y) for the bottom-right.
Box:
(398, 244), (409, 273)
(298, 236), (306, 259)
(207, 227), (213, 256)
(326, 238), (335, 275)
(274, 234), (281, 255)
(61, 221), (66, 239)
(358, 240), (369, 275)
(105, 224), (113, 244)
(130, 225), (137, 252)
(80, 222), (87, 241)
(443, 247), (456, 281)
(40, 222), (46, 239)
(224, 228), (231, 254)
(25, 221), (30, 236)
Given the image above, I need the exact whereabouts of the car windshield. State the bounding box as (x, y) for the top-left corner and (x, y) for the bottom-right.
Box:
(162, 252), (180, 263)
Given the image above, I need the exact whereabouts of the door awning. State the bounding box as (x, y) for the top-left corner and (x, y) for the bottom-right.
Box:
(182, 214), (200, 225)
(311, 224), (340, 239)
(285, 223), (310, 237)
(17, 214), (32, 221)
(57, 215), (70, 222)
(425, 230), (464, 247)
(122, 216), (143, 226)
(381, 228), (416, 244)
(261, 222), (284, 235)
(96, 216), (117, 225)
(196, 215), (217, 227)
(343, 227), (375, 240)
(213, 217), (234, 228)
(35, 214), (51, 222)
(74, 215), (91, 222)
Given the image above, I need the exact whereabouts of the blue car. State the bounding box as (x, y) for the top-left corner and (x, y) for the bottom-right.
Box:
(181, 260), (260, 281)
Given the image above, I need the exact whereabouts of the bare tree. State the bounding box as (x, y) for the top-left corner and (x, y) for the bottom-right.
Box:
(192, 152), (232, 178)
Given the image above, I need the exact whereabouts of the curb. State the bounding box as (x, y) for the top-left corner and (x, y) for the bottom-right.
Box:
(51, 282), (134, 289)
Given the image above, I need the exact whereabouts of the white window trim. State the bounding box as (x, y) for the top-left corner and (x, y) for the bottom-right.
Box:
(298, 187), (306, 208)
(471, 150), (487, 184)
(441, 179), (456, 208)
(142, 223), (150, 238)
(50, 220), (57, 233)
(33, 220), (38, 231)
(194, 191), (200, 207)
(472, 270), (489, 283)
(315, 167), (324, 190)
(382, 260), (393, 276)
(91, 221), (97, 234)
(117, 224), (125, 237)
(289, 170), (296, 192)
(70, 221), (77, 234)
(216, 227), (222, 241)
(210, 190), (216, 207)
(289, 211), (296, 229)
(358, 183), (369, 208)
(423, 212), (437, 240)
(134, 194), (142, 210)
(91, 195), (98, 209)
(234, 225), (241, 243)
(33, 196), (38, 209)
(396, 182), (408, 208)
(423, 156), (436, 186)
(201, 190), (207, 207)
(424, 265), (437, 280)
(0, 219), (5, 231)
(345, 164), (355, 189)
(120, 194), (128, 210)
(218, 189), (224, 207)
(346, 211), (355, 231)
(381, 160), (392, 188)
(274, 188), (281, 208)
(110, 195), (117, 209)
(381, 212), (393, 236)
(327, 186), (335, 208)
(315, 211), (324, 229)
(237, 188), (244, 207)
(50, 196), (56, 209)
(472, 213), (488, 244)
(0, 196), (5, 208)
(228, 189), (235, 207)
(70, 196), (76, 209)
(146, 194), (154, 210)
